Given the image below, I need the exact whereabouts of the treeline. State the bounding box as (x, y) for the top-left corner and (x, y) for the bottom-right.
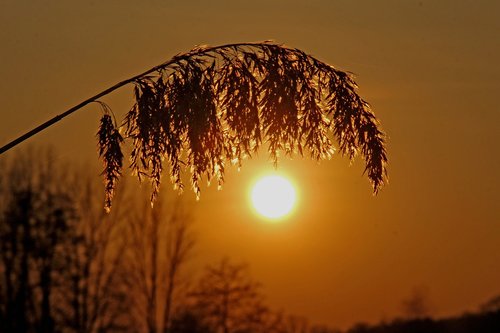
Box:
(346, 308), (500, 333)
(1, 149), (499, 333)
(0, 149), (341, 333)
(0, 149), (198, 333)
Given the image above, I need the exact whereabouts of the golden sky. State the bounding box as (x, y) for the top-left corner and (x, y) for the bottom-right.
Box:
(1, 0), (499, 329)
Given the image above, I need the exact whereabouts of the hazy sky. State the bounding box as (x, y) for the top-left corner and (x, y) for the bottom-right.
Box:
(1, 0), (499, 329)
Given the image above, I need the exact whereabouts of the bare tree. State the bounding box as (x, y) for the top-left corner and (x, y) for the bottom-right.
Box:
(0, 148), (78, 333)
(54, 174), (131, 333)
(124, 193), (195, 333)
(0, 42), (387, 211)
(189, 258), (272, 333)
(0, 149), (135, 333)
(401, 286), (432, 319)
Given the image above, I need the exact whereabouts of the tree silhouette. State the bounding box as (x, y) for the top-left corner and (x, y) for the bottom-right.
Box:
(123, 193), (195, 333)
(401, 286), (432, 319)
(0, 149), (133, 333)
(0, 149), (78, 333)
(169, 308), (215, 333)
(479, 294), (500, 313)
(0, 42), (387, 210)
(56, 175), (131, 333)
(189, 258), (271, 333)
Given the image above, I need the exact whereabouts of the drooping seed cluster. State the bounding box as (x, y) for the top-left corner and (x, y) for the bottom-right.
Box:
(97, 42), (387, 211)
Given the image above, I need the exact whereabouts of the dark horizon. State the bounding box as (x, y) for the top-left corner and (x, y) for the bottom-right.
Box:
(1, 149), (499, 332)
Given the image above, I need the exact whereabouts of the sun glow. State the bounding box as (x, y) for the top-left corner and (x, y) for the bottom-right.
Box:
(251, 175), (297, 220)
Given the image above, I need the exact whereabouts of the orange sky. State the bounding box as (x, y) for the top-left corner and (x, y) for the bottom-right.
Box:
(1, 0), (499, 329)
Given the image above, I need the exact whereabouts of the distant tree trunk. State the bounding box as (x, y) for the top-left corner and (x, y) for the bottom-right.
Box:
(38, 209), (66, 333)
(162, 202), (194, 333)
(221, 287), (229, 333)
(16, 190), (32, 333)
(0, 194), (20, 333)
(126, 194), (195, 333)
(55, 174), (131, 333)
(162, 273), (174, 333)
(71, 273), (82, 332)
(40, 266), (54, 333)
(147, 208), (159, 333)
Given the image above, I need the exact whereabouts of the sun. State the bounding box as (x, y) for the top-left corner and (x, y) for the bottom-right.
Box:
(251, 175), (297, 219)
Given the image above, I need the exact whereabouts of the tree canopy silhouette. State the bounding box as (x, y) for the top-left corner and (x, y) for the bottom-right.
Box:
(0, 42), (387, 211)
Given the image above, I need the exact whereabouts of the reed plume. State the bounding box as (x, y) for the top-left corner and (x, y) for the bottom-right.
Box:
(0, 41), (387, 210)
(115, 42), (387, 208)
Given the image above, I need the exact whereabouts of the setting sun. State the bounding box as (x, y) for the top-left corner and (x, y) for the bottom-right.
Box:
(251, 175), (297, 219)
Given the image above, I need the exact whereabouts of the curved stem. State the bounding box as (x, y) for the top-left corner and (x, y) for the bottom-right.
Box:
(0, 41), (322, 155)
(0, 75), (140, 155)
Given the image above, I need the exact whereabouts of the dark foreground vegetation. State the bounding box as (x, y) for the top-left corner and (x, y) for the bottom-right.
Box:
(346, 309), (500, 333)
(0, 149), (498, 333)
